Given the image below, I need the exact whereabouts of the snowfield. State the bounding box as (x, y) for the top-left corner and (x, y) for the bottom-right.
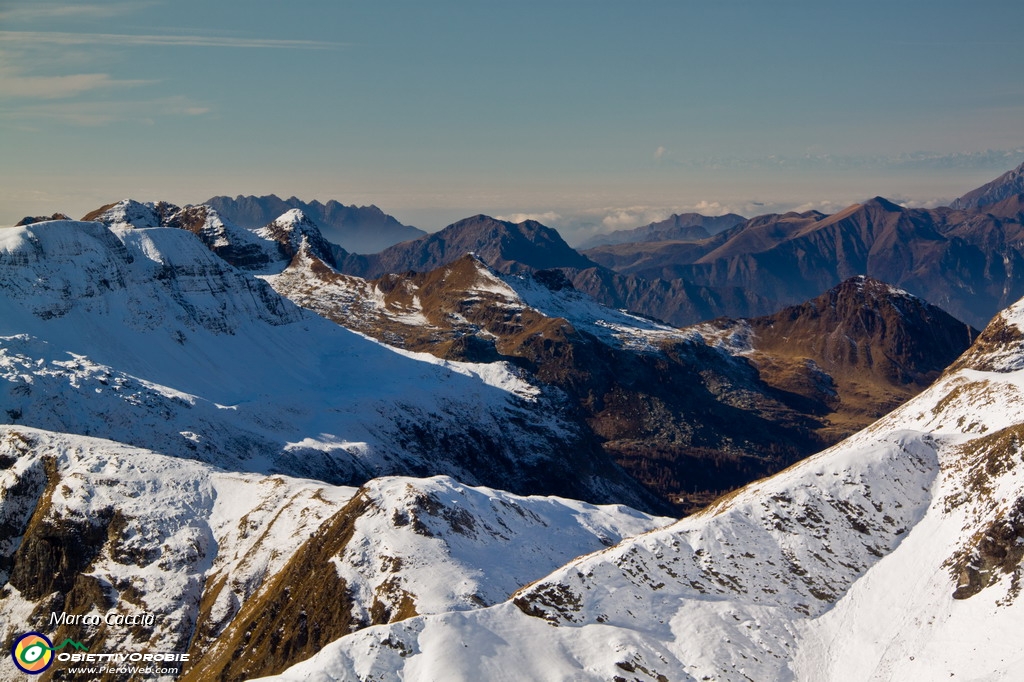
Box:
(258, 298), (1024, 681)
(0, 218), (651, 507)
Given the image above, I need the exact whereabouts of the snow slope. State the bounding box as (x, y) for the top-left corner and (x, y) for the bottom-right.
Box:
(0, 218), (647, 506)
(0, 426), (357, 665)
(261, 297), (1024, 680)
(0, 426), (668, 680)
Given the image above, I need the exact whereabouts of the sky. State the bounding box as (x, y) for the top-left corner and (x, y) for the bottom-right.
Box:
(1, 0), (1022, 244)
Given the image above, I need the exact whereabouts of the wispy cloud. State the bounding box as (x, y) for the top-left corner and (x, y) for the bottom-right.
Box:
(1, 95), (212, 126)
(663, 148), (1024, 173)
(493, 211), (563, 225)
(0, 67), (152, 99)
(0, 31), (340, 50)
(0, 2), (154, 22)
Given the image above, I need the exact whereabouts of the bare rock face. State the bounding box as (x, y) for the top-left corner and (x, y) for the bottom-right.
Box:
(13, 214), (71, 226)
(721, 276), (979, 439)
(566, 265), (775, 327)
(254, 208), (342, 267)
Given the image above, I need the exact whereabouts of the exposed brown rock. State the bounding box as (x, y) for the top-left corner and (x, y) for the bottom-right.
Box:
(183, 493), (372, 681)
(13, 213), (72, 226)
(724, 275), (979, 440)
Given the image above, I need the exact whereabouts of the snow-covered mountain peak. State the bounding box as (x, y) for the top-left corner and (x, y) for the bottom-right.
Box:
(1, 218), (658, 509)
(255, 208), (341, 267)
(950, 296), (1024, 373)
(82, 198), (181, 231)
(0, 218), (301, 342)
(84, 199), (284, 271)
(0, 424), (669, 681)
(273, 207), (315, 228)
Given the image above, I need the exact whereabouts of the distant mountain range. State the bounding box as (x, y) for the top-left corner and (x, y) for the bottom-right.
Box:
(204, 194), (425, 253)
(579, 163), (1024, 328)
(577, 211), (746, 249)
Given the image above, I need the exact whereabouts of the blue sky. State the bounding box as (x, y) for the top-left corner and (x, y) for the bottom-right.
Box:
(2, 0), (1022, 242)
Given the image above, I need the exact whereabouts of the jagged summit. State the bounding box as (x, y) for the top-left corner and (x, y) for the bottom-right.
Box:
(81, 199), (345, 273)
(255, 208), (342, 267)
(82, 198), (181, 229)
(951, 160), (1024, 211)
(205, 194), (425, 253)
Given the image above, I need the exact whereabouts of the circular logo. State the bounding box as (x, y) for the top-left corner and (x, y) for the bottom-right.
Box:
(11, 632), (54, 675)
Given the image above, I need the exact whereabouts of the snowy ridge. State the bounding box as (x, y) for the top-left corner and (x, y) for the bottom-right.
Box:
(499, 266), (700, 352)
(261, 297), (1024, 681)
(0, 426), (356, 661)
(0, 219), (648, 507)
(268, 249), (697, 357)
(331, 476), (672, 621)
(254, 208), (324, 253)
(85, 198), (178, 232)
(0, 426), (668, 680)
